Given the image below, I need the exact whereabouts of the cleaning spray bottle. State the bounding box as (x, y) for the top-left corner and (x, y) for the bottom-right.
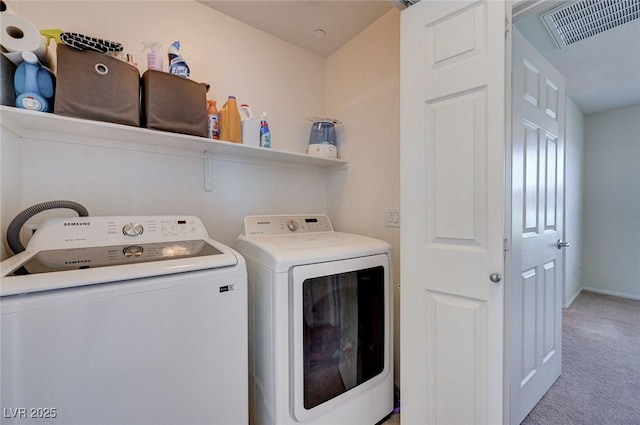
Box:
(168, 41), (190, 78)
(207, 99), (220, 140)
(260, 112), (271, 148)
(143, 42), (163, 71)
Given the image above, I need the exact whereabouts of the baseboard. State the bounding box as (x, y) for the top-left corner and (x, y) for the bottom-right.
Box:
(581, 287), (640, 302)
(565, 288), (583, 308)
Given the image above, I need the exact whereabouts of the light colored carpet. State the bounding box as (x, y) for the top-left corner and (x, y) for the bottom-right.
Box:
(521, 290), (640, 424)
(380, 412), (400, 425)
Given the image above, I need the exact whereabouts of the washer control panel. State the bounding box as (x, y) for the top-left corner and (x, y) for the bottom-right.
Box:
(26, 216), (210, 250)
(109, 218), (200, 239)
(243, 214), (333, 236)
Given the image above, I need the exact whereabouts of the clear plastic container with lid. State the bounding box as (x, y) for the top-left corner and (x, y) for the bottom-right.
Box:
(306, 117), (342, 159)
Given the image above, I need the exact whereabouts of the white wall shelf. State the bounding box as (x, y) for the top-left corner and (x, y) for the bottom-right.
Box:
(1, 106), (347, 187)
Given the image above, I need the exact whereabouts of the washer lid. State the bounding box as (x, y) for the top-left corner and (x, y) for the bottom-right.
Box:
(0, 238), (239, 296)
(7, 239), (225, 274)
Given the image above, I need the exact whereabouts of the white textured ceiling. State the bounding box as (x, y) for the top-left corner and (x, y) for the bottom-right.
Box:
(200, 0), (639, 115)
(198, 0), (393, 58)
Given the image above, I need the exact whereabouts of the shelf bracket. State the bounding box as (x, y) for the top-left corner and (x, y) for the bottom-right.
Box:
(204, 150), (214, 192)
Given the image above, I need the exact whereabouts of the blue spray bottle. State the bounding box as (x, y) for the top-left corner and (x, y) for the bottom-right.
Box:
(260, 112), (271, 148)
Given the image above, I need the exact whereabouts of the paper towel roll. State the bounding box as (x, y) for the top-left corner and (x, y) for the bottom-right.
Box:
(1, 12), (48, 66)
(1, 0), (15, 15)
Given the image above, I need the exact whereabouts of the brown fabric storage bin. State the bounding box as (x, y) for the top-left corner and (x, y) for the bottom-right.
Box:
(54, 44), (140, 126)
(141, 70), (208, 137)
(1, 54), (17, 106)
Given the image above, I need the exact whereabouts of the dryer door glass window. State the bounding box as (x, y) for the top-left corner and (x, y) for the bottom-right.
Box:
(302, 266), (384, 409)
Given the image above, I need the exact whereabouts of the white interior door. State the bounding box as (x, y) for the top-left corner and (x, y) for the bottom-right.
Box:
(400, 1), (506, 424)
(508, 28), (565, 425)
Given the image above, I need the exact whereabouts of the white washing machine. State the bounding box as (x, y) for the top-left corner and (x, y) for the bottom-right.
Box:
(0, 216), (248, 425)
(234, 214), (393, 425)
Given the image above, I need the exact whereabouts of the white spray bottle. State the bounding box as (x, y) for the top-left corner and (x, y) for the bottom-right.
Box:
(143, 42), (163, 72)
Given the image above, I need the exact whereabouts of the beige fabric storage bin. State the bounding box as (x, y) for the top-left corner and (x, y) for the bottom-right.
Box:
(54, 44), (140, 126)
(141, 70), (208, 137)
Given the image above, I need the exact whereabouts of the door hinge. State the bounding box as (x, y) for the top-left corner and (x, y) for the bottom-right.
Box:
(503, 238), (510, 252)
(505, 17), (511, 37)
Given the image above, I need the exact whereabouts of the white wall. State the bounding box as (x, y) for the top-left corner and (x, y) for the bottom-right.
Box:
(2, 1), (328, 250)
(0, 126), (22, 260)
(325, 9), (401, 387)
(9, 0), (325, 153)
(2, 0), (402, 390)
(582, 104), (640, 299)
(563, 97), (585, 306)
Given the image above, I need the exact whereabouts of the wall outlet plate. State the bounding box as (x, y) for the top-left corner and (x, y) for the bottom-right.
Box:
(385, 209), (400, 228)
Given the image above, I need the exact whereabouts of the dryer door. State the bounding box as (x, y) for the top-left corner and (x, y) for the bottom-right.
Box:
(291, 253), (391, 422)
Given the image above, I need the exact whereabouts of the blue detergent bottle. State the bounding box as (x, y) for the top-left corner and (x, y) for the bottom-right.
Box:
(14, 51), (55, 112)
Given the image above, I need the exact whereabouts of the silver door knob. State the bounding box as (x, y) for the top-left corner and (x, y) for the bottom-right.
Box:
(489, 273), (502, 283)
(557, 239), (570, 249)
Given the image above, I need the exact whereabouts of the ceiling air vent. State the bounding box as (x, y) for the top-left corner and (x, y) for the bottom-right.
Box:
(541, 0), (640, 48)
(389, 0), (421, 10)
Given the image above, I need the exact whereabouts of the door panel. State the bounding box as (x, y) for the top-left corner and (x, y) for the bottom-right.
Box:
(429, 88), (487, 246)
(427, 291), (488, 425)
(509, 28), (565, 425)
(400, 1), (506, 424)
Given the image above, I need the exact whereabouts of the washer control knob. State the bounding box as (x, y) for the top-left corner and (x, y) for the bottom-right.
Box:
(123, 245), (144, 258)
(287, 220), (299, 232)
(123, 223), (144, 237)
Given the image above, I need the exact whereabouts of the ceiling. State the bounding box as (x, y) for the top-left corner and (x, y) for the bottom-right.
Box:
(514, 1), (640, 115)
(198, 0), (394, 58)
(199, 0), (639, 115)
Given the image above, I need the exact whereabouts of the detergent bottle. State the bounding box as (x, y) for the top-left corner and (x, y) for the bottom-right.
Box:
(239, 104), (260, 147)
(219, 96), (242, 143)
(13, 51), (54, 112)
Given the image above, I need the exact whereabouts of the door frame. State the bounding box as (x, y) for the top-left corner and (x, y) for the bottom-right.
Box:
(504, 4), (515, 418)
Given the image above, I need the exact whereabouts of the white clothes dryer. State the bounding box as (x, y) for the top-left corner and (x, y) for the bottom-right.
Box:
(235, 214), (393, 425)
(1, 216), (248, 425)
